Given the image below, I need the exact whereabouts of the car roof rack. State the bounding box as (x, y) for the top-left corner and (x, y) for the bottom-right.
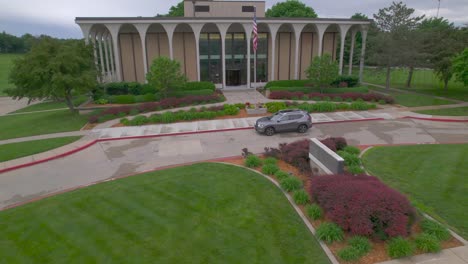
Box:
(278, 109), (301, 113)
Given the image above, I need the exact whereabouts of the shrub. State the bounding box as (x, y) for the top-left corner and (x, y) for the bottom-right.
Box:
(338, 247), (361, 262)
(387, 237), (413, 258)
(279, 139), (310, 172)
(415, 233), (441, 253)
(111, 95), (136, 104)
(308, 175), (416, 238)
(332, 75), (359, 87)
(347, 165), (365, 174)
(263, 157), (278, 166)
(420, 219), (451, 241)
(343, 145), (361, 155)
(105, 82), (130, 95)
(129, 115), (149, 126)
(378, 99), (387, 104)
(316, 222), (344, 243)
(170, 89), (214, 98)
(349, 236), (372, 254)
(293, 190), (310, 205)
(274, 170), (290, 181)
(262, 164), (279, 175)
(265, 102), (287, 113)
(319, 137), (348, 152)
(245, 154), (262, 168)
(141, 84), (157, 94)
(280, 177), (302, 192)
(95, 98), (108, 104)
(184, 81), (216, 91)
(223, 104), (239, 115)
(351, 101), (371, 110)
(337, 151), (361, 167)
(306, 204), (323, 220)
(265, 80), (310, 89)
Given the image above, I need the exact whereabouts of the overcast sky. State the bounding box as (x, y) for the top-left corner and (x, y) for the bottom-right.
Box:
(1, 0), (467, 38)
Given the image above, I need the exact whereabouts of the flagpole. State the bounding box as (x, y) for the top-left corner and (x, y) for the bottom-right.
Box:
(253, 6), (257, 89)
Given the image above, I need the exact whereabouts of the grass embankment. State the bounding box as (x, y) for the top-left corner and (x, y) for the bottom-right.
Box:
(367, 86), (454, 107)
(0, 110), (88, 140)
(362, 144), (468, 239)
(0, 53), (22, 96)
(415, 107), (468, 116)
(0, 136), (82, 162)
(0, 163), (330, 263)
(10, 96), (89, 114)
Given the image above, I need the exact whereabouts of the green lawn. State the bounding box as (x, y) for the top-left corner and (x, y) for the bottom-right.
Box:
(0, 53), (22, 96)
(361, 67), (468, 101)
(368, 86), (454, 107)
(11, 96), (90, 114)
(0, 163), (330, 264)
(362, 144), (468, 239)
(0, 110), (88, 140)
(415, 106), (468, 116)
(0, 136), (82, 162)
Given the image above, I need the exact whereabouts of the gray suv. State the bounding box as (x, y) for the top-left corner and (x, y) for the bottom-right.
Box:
(254, 109), (313, 136)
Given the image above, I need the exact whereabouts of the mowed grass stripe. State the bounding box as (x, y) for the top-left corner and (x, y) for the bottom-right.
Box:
(0, 163), (330, 264)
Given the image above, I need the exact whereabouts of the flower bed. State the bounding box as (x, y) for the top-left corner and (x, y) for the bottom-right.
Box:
(269, 91), (394, 104)
(88, 93), (225, 124)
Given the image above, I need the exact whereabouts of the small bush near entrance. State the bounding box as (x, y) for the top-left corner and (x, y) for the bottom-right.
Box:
(387, 237), (413, 258)
(420, 219), (451, 241)
(261, 164), (279, 175)
(265, 80), (310, 88)
(331, 75), (359, 87)
(316, 222), (344, 244)
(308, 175), (416, 238)
(293, 190), (310, 205)
(414, 233), (441, 253)
(306, 204), (323, 220)
(280, 177), (302, 192)
(245, 154), (262, 168)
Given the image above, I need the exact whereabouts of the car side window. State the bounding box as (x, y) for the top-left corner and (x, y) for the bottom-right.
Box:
(279, 116), (288, 122)
(289, 115), (302, 120)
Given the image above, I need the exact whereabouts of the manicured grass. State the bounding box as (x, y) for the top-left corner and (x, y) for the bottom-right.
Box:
(415, 106), (468, 116)
(362, 144), (468, 239)
(0, 53), (22, 96)
(0, 136), (82, 162)
(0, 110), (88, 140)
(269, 86), (369, 94)
(361, 67), (468, 101)
(11, 96), (89, 114)
(0, 163), (331, 263)
(368, 86), (454, 107)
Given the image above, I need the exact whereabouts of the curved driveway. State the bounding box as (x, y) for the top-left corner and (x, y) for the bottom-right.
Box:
(1, 118), (467, 209)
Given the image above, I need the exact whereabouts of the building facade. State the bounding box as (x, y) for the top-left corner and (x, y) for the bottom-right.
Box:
(75, 0), (371, 88)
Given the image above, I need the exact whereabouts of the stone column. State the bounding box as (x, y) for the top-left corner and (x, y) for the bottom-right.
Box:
(103, 32), (112, 82)
(315, 24), (329, 57)
(108, 33), (116, 81)
(293, 24), (306, 79)
(338, 24), (352, 75)
(90, 31), (99, 70)
(268, 24), (280, 81)
(106, 23), (123, 81)
(242, 23), (253, 88)
(217, 23), (230, 89)
(359, 26), (368, 84)
(163, 23), (177, 60)
(135, 23), (150, 77)
(191, 23), (204, 82)
(97, 31), (106, 79)
(78, 23), (93, 44)
(348, 29), (357, 75)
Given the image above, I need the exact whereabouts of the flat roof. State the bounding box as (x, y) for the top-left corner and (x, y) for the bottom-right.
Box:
(75, 17), (371, 23)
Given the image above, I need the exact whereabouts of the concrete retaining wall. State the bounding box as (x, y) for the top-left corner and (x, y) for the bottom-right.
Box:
(309, 138), (344, 175)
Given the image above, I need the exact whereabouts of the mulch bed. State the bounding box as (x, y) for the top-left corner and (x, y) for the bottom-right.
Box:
(219, 157), (464, 264)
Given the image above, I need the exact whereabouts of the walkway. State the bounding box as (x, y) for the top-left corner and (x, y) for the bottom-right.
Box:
(379, 246), (468, 264)
(0, 97), (40, 115)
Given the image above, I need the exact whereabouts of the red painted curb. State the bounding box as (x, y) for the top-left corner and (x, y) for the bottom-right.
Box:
(404, 116), (468, 123)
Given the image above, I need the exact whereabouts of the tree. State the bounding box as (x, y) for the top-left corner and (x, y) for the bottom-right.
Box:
(452, 48), (468, 87)
(368, 1), (425, 89)
(306, 54), (339, 93)
(157, 1), (184, 17)
(146, 57), (186, 98)
(343, 13), (369, 72)
(266, 0), (317, 18)
(7, 38), (97, 112)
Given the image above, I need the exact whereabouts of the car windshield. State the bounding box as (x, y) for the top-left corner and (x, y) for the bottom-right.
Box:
(269, 112), (284, 122)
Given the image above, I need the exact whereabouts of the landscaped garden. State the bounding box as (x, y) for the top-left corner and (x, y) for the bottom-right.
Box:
(0, 163), (331, 264)
(0, 136), (82, 162)
(362, 144), (468, 240)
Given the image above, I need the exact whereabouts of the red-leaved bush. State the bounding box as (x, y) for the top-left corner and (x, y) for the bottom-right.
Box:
(269, 91), (394, 104)
(307, 175), (415, 239)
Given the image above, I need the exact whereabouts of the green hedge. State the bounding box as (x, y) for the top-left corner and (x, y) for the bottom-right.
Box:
(109, 95), (136, 104)
(265, 80), (310, 89)
(268, 86), (369, 94)
(184, 81), (216, 91)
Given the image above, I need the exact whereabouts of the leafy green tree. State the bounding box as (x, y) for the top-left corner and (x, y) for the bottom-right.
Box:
(266, 0), (317, 18)
(7, 38), (97, 113)
(368, 1), (424, 89)
(452, 48), (468, 87)
(157, 1), (184, 17)
(146, 57), (186, 98)
(343, 13), (368, 72)
(306, 54), (339, 93)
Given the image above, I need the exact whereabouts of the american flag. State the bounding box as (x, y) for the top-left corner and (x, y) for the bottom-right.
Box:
(253, 6), (258, 52)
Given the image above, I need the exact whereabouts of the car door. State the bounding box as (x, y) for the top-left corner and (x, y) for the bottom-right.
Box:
(286, 114), (302, 131)
(275, 115), (291, 132)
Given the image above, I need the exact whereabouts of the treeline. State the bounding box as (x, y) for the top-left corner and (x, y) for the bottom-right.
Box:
(0, 31), (56, 53)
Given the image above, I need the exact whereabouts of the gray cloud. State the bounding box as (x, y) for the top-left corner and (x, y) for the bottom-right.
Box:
(1, 0), (467, 38)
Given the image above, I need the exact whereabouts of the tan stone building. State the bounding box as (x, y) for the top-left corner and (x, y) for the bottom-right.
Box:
(75, 0), (370, 88)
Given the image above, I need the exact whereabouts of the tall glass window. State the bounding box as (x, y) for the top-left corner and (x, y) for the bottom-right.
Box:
(250, 33), (269, 82)
(225, 33), (247, 85)
(200, 33), (222, 84)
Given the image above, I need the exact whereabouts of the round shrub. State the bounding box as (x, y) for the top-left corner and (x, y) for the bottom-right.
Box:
(338, 247), (361, 262)
(245, 154), (262, 168)
(420, 219), (451, 241)
(129, 115), (149, 126)
(306, 204), (322, 220)
(343, 146), (361, 155)
(347, 165), (365, 175)
(274, 170), (290, 181)
(262, 164), (279, 175)
(349, 236), (372, 254)
(316, 222), (344, 244)
(280, 177), (302, 192)
(415, 233), (441, 253)
(387, 237), (413, 258)
(337, 151), (361, 167)
(263, 157), (278, 166)
(293, 190), (310, 205)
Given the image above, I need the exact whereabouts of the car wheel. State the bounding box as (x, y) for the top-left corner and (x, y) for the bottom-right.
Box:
(265, 127), (275, 136)
(297, 124), (308, 133)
